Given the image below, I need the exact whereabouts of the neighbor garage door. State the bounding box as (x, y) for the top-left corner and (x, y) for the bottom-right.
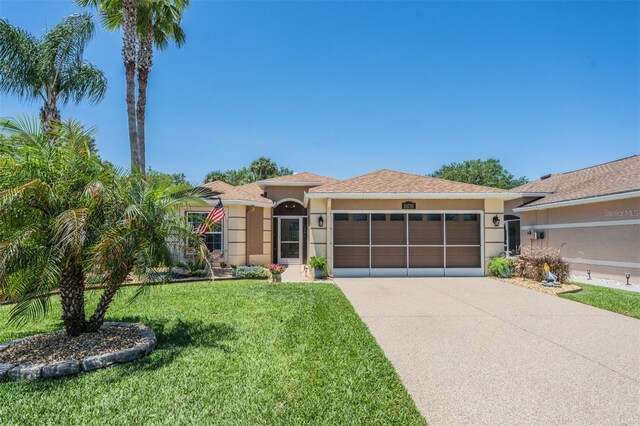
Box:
(333, 212), (482, 277)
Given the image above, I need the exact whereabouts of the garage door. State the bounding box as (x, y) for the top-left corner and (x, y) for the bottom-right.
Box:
(333, 212), (482, 277)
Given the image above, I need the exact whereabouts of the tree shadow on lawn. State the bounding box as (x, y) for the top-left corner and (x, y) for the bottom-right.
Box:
(0, 317), (240, 388)
(109, 316), (240, 374)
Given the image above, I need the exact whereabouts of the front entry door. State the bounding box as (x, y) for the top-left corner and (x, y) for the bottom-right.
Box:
(279, 217), (302, 264)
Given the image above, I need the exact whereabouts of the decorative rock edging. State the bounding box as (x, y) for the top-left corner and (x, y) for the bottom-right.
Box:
(0, 322), (156, 381)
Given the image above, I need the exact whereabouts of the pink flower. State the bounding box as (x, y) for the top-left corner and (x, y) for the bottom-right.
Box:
(268, 263), (286, 275)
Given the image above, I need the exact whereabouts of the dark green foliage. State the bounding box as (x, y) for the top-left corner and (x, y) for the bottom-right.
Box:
(430, 158), (528, 189)
(514, 247), (570, 283)
(204, 156), (293, 185)
(146, 168), (191, 190)
(0, 117), (209, 334)
(488, 257), (515, 278)
(232, 265), (269, 279)
(309, 256), (328, 273)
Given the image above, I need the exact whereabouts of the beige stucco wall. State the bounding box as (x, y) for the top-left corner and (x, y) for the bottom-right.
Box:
(308, 198), (329, 269)
(264, 186), (306, 203)
(512, 197), (640, 277)
(246, 206), (271, 266)
(484, 199), (505, 271)
(226, 205), (247, 266)
(331, 199), (484, 211)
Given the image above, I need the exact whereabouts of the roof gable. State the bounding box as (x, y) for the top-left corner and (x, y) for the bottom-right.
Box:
(512, 155), (640, 207)
(257, 172), (337, 185)
(201, 180), (270, 204)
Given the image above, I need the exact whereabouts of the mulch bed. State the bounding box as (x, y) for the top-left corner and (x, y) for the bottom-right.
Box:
(0, 326), (146, 366)
(491, 276), (581, 295)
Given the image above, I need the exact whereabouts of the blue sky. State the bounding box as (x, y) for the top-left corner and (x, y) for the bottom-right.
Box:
(1, 0), (638, 184)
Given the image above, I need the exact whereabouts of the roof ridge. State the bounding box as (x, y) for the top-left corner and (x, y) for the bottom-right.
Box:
(559, 155), (638, 176)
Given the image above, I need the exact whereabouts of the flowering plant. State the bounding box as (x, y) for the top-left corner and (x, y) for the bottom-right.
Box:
(268, 264), (286, 275)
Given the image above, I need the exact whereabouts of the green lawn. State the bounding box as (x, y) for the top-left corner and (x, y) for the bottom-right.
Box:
(560, 282), (640, 319)
(0, 281), (425, 425)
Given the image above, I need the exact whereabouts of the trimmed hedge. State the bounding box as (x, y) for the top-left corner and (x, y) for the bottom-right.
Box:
(232, 266), (269, 279)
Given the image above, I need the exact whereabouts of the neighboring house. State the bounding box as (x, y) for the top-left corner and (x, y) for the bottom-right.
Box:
(183, 170), (518, 277)
(505, 155), (640, 278)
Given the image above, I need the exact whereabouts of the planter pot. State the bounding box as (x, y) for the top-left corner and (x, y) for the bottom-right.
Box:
(313, 268), (326, 279)
(269, 274), (282, 283)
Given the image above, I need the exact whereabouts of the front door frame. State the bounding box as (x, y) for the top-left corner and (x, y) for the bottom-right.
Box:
(276, 215), (305, 265)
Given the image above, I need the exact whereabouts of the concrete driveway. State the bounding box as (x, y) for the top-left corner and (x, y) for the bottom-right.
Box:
(335, 277), (640, 426)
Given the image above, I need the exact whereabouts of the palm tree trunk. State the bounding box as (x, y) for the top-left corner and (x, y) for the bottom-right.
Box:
(58, 261), (86, 337)
(39, 97), (61, 138)
(122, 0), (140, 173)
(86, 265), (132, 332)
(136, 33), (152, 176)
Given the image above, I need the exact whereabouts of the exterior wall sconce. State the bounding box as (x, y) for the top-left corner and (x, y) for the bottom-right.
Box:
(318, 215), (324, 228)
(626, 273), (631, 285)
(492, 215), (501, 226)
(587, 270), (591, 280)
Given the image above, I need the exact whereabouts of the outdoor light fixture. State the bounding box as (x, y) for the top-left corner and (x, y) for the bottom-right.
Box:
(318, 215), (324, 228)
(587, 270), (591, 280)
(492, 215), (501, 226)
(626, 273), (631, 285)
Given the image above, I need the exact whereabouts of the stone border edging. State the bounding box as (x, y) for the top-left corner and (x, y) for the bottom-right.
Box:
(0, 322), (156, 381)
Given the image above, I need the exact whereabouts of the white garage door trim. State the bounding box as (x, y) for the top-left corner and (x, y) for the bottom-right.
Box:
(332, 210), (484, 277)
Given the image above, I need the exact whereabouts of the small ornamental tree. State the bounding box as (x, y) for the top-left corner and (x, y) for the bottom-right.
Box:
(0, 117), (210, 336)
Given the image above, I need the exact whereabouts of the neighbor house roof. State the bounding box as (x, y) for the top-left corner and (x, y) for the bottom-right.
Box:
(201, 180), (272, 206)
(307, 169), (515, 199)
(256, 172), (338, 187)
(512, 155), (640, 210)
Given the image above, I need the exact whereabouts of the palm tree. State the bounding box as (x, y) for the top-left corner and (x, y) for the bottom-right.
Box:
(0, 14), (107, 136)
(77, 0), (189, 175)
(0, 117), (209, 336)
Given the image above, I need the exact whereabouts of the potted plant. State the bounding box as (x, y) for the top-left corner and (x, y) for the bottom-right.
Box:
(308, 256), (328, 279)
(268, 264), (286, 282)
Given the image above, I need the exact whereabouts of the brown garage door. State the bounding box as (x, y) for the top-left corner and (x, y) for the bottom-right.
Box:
(333, 212), (482, 277)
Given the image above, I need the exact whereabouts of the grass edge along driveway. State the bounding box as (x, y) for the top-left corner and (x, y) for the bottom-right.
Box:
(0, 280), (426, 426)
(560, 282), (640, 319)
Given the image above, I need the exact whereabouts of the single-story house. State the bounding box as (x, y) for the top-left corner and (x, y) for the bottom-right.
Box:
(505, 155), (640, 279)
(183, 170), (519, 277)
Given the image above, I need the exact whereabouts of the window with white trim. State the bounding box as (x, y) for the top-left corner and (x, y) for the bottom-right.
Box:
(186, 212), (223, 251)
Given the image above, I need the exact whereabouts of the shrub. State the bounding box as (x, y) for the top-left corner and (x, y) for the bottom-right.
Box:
(514, 246), (570, 283)
(233, 265), (269, 279)
(308, 256), (328, 273)
(488, 257), (514, 278)
(176, 259), (208, 277)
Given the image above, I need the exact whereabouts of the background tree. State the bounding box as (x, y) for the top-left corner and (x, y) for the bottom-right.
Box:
(77, 0), (189, 175)
(0, 14), (107, 135)
(0, 117), (208, 336)
(430, 158), (528, 189)
(146, 168), (191, 190)
(204, 157), (293, 185)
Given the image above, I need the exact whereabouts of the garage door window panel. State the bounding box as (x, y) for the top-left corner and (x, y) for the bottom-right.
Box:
(371, 247), (407, 268)
(372, 214), (406, 245)
(446, 246), (481, 268)
(334, 246), (369, 268)
(409, 214), (444, 245)
(446, 214), (480, 245)
(409, 247), (444, 268)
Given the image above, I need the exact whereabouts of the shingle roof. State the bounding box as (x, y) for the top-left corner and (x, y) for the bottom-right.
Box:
(512, 155), (640, 207)
(257, 172), (338, 185)
(201, 180), (271, 204)
(309, 169), (506, 194)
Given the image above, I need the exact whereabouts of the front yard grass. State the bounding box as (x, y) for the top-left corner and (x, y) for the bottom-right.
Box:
(0, 280), (425, 425)
(559, 282), (640, 319)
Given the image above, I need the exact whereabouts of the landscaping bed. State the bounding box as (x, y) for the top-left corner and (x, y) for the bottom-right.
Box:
(0, 280), (424, 425)
(0, 323), (156, 380)
(492, 276), (581, 295)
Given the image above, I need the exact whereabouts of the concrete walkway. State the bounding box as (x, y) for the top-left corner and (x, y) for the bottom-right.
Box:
(335, 277), (640, 426)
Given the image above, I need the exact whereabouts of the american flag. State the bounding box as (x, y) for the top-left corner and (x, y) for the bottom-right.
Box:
(196, 199), (225, 236)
